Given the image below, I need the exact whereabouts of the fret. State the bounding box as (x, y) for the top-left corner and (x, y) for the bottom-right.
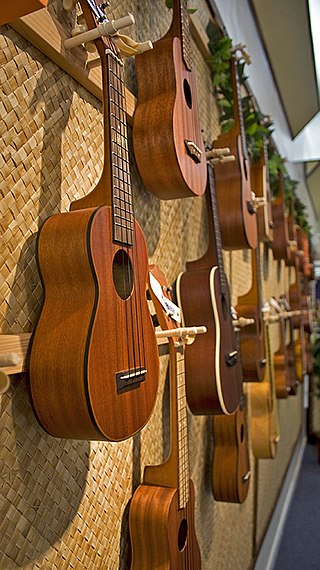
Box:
(179, 0), (193, 71)
(176, 349), (190, 509)
(232, 59), (248, 161)
(105, 49), (133, 247)
(208, 166), (228, 291)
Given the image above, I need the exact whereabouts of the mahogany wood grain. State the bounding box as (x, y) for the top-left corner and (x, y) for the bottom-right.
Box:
(133, 1), (207, 199)
(30, 207), (159, 440)
(212, 396), (250, 503)
(130, 481), (201, 570)
(271, 175), (290, 261)
(213, 58), (257, 250)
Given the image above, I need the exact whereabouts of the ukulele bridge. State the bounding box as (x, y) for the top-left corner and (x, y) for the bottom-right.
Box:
(116, 367), (147, 392)
(184, 140), (202, 163)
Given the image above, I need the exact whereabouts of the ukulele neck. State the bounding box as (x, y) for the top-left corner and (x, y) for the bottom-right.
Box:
(231, 57), (248, 161)
(103, 49), (133, 246)
(206, 164), (228, 293)
(143, 341), (189, 509)
(169, 0), (193, 71)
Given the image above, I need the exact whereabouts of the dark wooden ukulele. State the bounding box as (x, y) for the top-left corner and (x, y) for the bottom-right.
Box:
(176, 163), (242, 415)
(129, 265), (202, 569)
(269, 297), (297, 398)
(132, 0), (207, 199)
(271, 173), (290, 261)
(250, 139), (274, 243)
(212, 391), (251, 503)
(235, 244), (267, 382)
(213, 55), (257, 250)
(30, 0), (159, 441)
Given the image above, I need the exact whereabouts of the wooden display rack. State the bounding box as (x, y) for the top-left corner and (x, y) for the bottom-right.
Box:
(0, 0), (48, 26)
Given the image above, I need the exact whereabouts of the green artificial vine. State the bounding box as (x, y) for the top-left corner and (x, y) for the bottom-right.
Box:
(206, 19), (311, 237)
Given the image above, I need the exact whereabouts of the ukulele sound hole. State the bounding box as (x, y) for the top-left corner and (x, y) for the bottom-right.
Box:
(183, 79), (192, 109)
(112, 249), (134, 300)
(178, 519), (188, 551)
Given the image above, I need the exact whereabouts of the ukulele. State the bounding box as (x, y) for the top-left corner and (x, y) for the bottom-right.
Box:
(271, 173), (290, 261)
(213, 55), (257, 250)
(250, 140), (273, 242)
(235, 245), (266, 382)
(132, 0), (207, 199)
(285, 197), (298, 267)
(278, 296), (299, 395)
(249, 315), (280, 459)
(29, 0), (159, 441)
(212, 390), (251, 503)
(129, 265), (201, 569)
(270, 297), (297, 398)
(176, 163), (242, 415)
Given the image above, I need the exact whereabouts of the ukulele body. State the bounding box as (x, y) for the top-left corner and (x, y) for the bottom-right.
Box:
(235, 302), (266, 382)
(129, 480), (201, 570)
(212, 404), (250, 503)
(176, 265), (241, 415)
(213, 133), (257, 250)
(30, 206), (159, 440)
(133, 37), (206, 199)
(249, 381), (277, 459)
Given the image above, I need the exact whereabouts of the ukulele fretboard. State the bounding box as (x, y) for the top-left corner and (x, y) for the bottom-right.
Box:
(107, 49), (133, 247)
(176, 347), (190, 509)
(208, 165), (228, 291)
(233, 58), (248, 161)
(180, 0), (193, 71)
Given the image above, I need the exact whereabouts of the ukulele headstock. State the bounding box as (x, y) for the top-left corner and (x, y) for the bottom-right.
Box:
(148, 265), (206, 347)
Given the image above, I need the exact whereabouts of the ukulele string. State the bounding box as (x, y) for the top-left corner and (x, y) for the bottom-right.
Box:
(113, 55), (136, 375)
(108, 51), (133, 376)
(113, 54), (146, 376)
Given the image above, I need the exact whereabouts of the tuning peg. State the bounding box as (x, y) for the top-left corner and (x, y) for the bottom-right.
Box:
(64, 13), (135, 50)
(206, 147), (235, 165)
(232, 43), (251, 65)
(253, 197), (268, 208)
(264, 314), (279, 323)
(155, 325), (207, 346)
(206, 147), (231, 160)
(232, 317), (255, 329)
(288, 239), (297, 250)
(63, 0), (77, 12)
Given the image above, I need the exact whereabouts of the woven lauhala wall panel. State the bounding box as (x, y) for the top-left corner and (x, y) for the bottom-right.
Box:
(0, 1), (303, 568)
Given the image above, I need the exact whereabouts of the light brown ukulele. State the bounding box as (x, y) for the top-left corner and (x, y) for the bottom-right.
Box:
(249, 313), (280, 459)
(29, 0), (159, 441)
(133, 0), (207, 199)
(129, 266), (201, 569)
(213, 56), (257, 250)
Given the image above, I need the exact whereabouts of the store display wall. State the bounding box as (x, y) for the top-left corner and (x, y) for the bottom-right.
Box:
(0, 1), (304, 568)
